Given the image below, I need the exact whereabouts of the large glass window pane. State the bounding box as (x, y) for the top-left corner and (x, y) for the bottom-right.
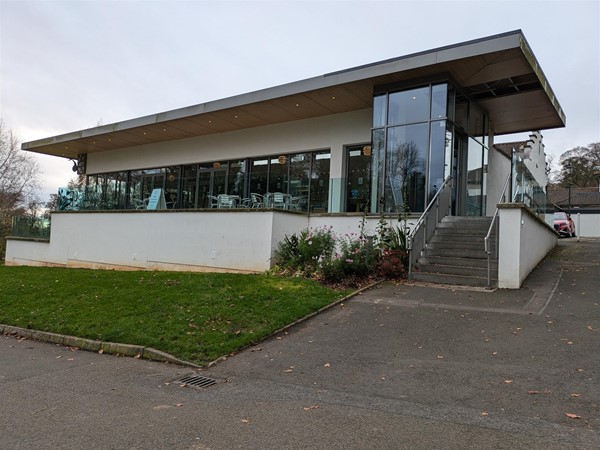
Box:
(388, 86), (430, 125)
(345, 146), (371, 212)
(466, 138), (483, 216)
(165, 166), (180, 208)
(269, 156), (288, 193)
(197, 165), (213, 208)
(373, 94), (386, 127)
(104, 172), (127, 209)
(370, 129), (385, 213)
(227, 160), (247, 197)
(310, 151), (330, 212)
(428, 120), (447, 203)
(250, 158), (269, 195)
(289, 153), (311, 212)
(181, 165), (198, 208)
(385, 123), (428, 213)
(431, 84), (447, 120)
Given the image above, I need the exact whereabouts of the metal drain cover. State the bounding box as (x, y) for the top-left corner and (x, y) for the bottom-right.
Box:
(174, 374), (217, 389)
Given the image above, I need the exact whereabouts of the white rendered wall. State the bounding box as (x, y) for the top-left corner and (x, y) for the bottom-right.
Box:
(497, 205), (557, 288)
(6, 211), (306, 273)
(87, 109), (372, 175)
(574, 213), (600, 237)
(486, 146), (511, 216)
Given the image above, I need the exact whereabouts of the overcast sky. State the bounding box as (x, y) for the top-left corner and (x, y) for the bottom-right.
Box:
(1, 0), (599, 201)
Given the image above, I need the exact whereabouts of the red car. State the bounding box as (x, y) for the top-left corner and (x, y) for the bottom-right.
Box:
(553, 211), (576, 237)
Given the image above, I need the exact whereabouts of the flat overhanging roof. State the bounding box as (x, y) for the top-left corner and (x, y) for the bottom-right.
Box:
(23, 30), (566, 159)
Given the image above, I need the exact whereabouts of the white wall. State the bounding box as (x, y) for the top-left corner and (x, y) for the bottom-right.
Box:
(7, 211), (282, 272)
(497, 205), (557, 288)
(574, 213), (600, 237)
(486, 144), (511, 216)
(8, 211), (407, 272)
(87, 109), (372, 176)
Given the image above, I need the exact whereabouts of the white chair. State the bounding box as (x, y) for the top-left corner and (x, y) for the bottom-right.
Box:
(217, 194), (235, 208)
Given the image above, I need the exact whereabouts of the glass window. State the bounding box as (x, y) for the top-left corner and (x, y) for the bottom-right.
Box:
(250, 158), (269, 195)
(388, 86), (430, 125)
(345, 146), (371, 212)
(269, 156), (288, 193)
(469, 105), (485, 143)
(181, 165), (198, 208)
(428, 120), (447, 203)
(310, 152), (330, 212)
(370, 129), (385, 213)
(373, 94), (386, 127)
(165, 166), (180, 208)
(455, 92), (468, 131)
(289, 153), (311, 212)
(227, 160), (247, 197)
(466, 138), (483, 216)
(431, 84), (447, 120)
(385, 123), (428, 212)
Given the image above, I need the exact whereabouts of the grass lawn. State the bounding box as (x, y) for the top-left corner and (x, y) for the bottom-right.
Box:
(0, 266), (350, 365)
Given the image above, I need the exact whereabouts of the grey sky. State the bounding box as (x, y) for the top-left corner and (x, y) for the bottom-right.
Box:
(1, 0), (599, 201)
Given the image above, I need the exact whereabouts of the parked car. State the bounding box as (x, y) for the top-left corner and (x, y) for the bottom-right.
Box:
(553, 211), (576, 237)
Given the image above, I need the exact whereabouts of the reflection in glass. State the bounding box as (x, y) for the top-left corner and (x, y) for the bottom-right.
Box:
(466, 138), (483, 216)
(268, 157), (288, 193)
(385, 124), (427, 212)
(388, 86), (430, 126)
(250, 158), (269, 194)
(428, 120), (447, 203)
(310, 152), (330, 212)
(373, 95), (386, 127)
(289, 153), (311, 212)
(370, 129), (385, 213)
(430, 84), (447, 119)
(345, 146), (371, 212)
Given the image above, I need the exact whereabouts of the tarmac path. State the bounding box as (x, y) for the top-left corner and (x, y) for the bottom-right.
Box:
(1, 238), (599, 449)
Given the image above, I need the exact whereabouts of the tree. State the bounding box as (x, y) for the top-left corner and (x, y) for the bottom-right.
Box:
(558, 142), (600, 188)
(0, 119), (41, 258)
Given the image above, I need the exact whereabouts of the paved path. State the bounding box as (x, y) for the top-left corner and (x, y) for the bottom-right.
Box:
(1, 238), (599, 449)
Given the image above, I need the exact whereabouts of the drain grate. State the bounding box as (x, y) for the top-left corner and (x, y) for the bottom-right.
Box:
(175, 374), (217, 389)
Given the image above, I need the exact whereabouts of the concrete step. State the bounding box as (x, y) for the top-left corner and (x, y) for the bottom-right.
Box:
(418, 255), (497, 269)
(416, 263), (496, 279)
(441, 216), (493, 224)
(422, 247), (488, 259)
(427, 241), (486, 251)
(430, 234), (491, 244)
(435, 225), (492, 235)
(412, 271), (493, 288)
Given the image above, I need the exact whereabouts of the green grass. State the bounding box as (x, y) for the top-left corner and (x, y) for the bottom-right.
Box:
(0, 266), (350, 364)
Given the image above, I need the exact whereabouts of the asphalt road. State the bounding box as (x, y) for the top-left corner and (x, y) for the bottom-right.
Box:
(1, 238), (599, 449)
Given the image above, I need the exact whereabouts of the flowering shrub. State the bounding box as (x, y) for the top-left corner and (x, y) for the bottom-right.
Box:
(274, 226), (336, 275)
(275, 217), (409, 286)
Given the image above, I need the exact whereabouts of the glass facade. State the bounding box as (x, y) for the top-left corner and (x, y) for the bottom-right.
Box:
(370, 82), (490, 215)
(81, 149), (330, 212)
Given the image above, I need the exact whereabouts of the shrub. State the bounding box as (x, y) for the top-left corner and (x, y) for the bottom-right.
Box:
(274, 226), (336, 275)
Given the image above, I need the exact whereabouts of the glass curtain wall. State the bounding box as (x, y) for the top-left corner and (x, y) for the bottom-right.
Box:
(345, 146), (371, 212)
(371, 82), (489, 215)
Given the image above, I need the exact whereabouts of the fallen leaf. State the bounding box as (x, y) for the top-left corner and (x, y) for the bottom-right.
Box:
(504, 379), (513, 384)
(323, 363), (331, 368)
(56, 355), (62, 359)
(565, 413), (581, 419)
(528, 390), (539, 395)
(276, 337), (282, 340)
(175, 403), (184, 407)
(437, 355), (444, 359)
(303, 405), (319, 411)
(481, 411), (489, 416)
(134, 354), (141, 359)
(570, 393), (582, 398)
(576, 368), (584, 372)
(241, 419), (249, 424)
(587, 325), (598, 332)
(492, 351), (498, 356)
(284, 368), (293, 373)
(98, 349), (104, 354)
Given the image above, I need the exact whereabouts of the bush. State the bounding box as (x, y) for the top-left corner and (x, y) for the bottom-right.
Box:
(274, 226), (336, 275)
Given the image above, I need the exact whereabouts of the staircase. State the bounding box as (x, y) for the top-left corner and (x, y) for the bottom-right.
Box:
(412, 216), (498, 288)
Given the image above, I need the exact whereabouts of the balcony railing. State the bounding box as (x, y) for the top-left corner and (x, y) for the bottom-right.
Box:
(10, 216), (51, 239)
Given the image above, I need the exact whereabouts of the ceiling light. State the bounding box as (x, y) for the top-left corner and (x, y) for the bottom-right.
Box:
(295, 103), (300, 107)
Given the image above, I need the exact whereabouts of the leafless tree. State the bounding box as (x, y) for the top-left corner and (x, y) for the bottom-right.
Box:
(0, 119), (41, 257)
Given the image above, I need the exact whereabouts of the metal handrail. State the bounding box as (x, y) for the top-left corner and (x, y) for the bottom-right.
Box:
(408, 175), (453, 280)
(484, 171), (511, 288)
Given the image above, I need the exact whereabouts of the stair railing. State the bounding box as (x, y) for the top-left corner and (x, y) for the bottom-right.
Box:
(484, 171), (511, 288)
(408, 176), (453, 281)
